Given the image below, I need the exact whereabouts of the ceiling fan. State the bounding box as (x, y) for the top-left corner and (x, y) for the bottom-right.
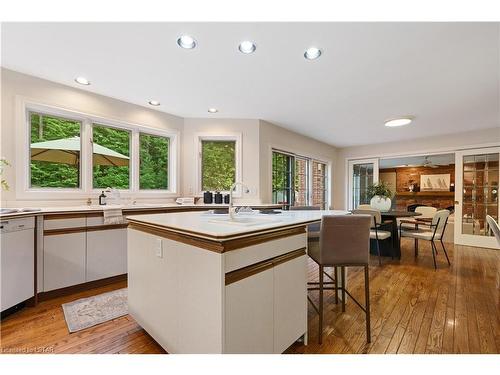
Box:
(422, 156), (441, 168)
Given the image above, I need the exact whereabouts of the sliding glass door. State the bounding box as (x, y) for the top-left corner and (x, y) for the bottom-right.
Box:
(454, 147), (499, 249)
(348, 158), (379, 210)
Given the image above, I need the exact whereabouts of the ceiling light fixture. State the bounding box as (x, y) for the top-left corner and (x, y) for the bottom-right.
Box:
(177, 35), (196, 49)
(75, 76), (90, 85)
(238, 41), (256, 54)
(384, 117), (414, 127)
(148, 100), (161, 106)
(208, 108), (218, 113)
(304, 47), (322, 60)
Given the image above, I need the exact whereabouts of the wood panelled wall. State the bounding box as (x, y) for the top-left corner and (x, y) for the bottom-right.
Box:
(380, 165), (455, 211)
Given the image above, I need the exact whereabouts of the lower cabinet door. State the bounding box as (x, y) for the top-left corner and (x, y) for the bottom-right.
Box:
(273, 255), (307, 353)
(224, 268), (274, 353)
(86, 228), (127, 282)
(44, 232), (86, 291)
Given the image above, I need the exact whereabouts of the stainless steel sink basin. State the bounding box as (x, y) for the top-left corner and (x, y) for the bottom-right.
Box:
(208, 216), (280, 227)
(0, 208), (19, 214)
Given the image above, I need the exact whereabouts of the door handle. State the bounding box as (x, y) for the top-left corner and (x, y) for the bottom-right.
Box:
(454, 201), (459, 205)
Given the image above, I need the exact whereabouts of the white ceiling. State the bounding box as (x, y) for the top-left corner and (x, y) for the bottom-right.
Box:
(2, 22), (499, 147)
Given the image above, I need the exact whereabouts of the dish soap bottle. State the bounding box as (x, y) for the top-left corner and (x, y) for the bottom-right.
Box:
(99, 191), (107, 205)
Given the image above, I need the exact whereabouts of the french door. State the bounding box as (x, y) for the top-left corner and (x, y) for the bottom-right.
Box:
(348, 158), (379, 210)
(454, 147), (500, 249)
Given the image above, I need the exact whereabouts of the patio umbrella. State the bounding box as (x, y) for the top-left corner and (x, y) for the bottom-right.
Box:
(30, 136), (129, 166)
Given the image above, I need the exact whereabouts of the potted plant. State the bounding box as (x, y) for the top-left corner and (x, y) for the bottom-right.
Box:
(366, 181), (393, 212)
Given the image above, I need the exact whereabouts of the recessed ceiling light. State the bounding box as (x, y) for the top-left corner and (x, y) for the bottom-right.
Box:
(177, 35), (196, 49)
(148, 100), (160, 106)
(384, 117), (414, 127)
(238, 41), (256, 54)
(75, 76), (90, 85)
(304, 47), (322, 60)
(208, 108), (218, 113)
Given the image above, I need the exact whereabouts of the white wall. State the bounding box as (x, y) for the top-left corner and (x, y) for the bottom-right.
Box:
(333, 127), (500, 210)
(0, 68), (184, 206)
(182, 118), (261, 204)
(258, 120), (337, 207)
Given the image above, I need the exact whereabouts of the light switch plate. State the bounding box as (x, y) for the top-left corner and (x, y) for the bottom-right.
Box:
(155, 238), (163, 258)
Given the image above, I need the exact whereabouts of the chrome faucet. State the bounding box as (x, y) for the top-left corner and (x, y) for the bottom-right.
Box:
(229, 182), (250, 220)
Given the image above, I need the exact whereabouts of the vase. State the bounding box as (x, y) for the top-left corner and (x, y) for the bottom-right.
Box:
(370, 195), (392, 212)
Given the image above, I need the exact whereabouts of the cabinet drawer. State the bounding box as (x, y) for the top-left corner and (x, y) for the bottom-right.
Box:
(44, 217), (86, 230)
(223, 233), (306, 273)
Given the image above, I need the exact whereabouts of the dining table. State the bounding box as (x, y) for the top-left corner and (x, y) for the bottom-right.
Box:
(377, 210), (422, 259)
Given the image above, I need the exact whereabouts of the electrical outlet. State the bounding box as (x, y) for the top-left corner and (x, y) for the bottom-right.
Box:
(155, 238), (163, 258)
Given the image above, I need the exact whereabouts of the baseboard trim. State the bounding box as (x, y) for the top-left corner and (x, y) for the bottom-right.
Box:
(38, 274), (127, 301)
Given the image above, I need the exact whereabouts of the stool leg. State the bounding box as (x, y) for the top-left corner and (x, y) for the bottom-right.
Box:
(318, 265), (324, 344)
(414, 238), (419, 257)
(364, 265), (371, 343)
(341, 266), (346, 312)
(334, 267), (339, 304)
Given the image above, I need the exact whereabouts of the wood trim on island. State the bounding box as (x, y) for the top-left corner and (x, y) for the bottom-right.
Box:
(44, 223), (129, 236)
(225, 248), (306, 285)
(128, 221), (307, 253)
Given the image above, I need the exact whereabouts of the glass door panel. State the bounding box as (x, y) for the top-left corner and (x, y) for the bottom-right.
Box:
(455, 148), (499, 248)
(348, 159), (379, 210)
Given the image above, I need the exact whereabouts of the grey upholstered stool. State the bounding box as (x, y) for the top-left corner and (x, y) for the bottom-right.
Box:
(290, 206), (321, 238)
(307, 214), (372, 344)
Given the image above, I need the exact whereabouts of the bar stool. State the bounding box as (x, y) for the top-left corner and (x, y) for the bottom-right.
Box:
(307, 214), (372, 344)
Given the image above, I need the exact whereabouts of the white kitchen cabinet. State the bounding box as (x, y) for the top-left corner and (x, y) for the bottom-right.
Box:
(43, 232), (86, 291)
(86, 228), (127, 282)
(273, 255), (307, 353)
(224, 268), (275, 354)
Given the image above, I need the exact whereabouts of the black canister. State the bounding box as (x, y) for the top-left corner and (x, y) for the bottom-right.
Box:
(203, 191), (213, 204)
(214, 191), (223, 204)
(223, 194), (230, 204)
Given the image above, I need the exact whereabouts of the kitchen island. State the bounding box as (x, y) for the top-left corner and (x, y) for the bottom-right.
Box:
(126, 209), (348, 354)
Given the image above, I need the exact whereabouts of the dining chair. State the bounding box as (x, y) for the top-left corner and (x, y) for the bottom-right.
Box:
(352, 208), (391, 265)
(399, 209), (451, 269)
(486, 215), (500, 246)
(357, 204), (372, 210)
(307, 215), (372, 344)
(400, 206), (438, 230)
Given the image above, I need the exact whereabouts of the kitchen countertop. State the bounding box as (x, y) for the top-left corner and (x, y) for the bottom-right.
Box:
(0, 203), (282, 220)
(127, 209), (349, 241)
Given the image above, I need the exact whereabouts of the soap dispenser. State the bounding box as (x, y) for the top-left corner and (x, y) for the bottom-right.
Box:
(99, 191), (107, 205)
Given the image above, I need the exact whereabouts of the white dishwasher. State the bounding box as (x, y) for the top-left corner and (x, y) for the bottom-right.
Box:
(1, 217), (35, 312)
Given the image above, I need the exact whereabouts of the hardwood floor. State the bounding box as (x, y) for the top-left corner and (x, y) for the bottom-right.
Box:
(1, 239), (498, 354)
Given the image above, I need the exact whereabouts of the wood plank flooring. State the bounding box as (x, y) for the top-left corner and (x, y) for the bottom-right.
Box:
(1, 239), (498, 354)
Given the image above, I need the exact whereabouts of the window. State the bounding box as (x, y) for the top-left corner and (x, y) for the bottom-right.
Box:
(272, 151), (294, 206)
(139, 133), (170, 190)
(20, 102), (178, 199)
(29, 112), (82, 189)
(272, 149), (329, 209)
(196, 134), (240, 193)
(312, 161), (328, 208)
(352, 163), (374, 209)
(92, 124), (130, 189)
(294, 157), (309, 206)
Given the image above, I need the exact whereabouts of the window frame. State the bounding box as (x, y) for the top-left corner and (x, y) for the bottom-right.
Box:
(195, 133), (242, 196)
(271, 147), (331, 209)
(16, 99), (179, 200)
